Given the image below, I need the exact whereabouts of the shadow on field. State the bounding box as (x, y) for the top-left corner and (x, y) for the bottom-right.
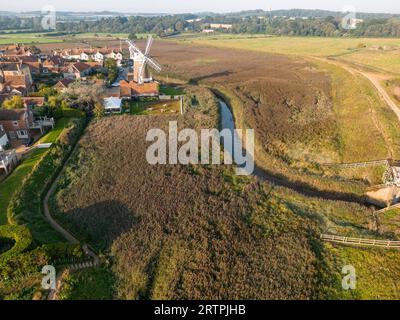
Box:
(64, 200), (139, 250)
(189, 70), (234, 84)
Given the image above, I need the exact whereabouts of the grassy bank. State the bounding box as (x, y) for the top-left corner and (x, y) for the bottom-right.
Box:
(0, 118), (71, 225)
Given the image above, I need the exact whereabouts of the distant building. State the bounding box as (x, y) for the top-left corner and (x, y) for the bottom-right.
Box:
(55, 47), (123, 66)
(202, 29), (215, 34)
(186, 18), (203, 23)
(0, 44), (34, 57)
(209, 23), (233, 30)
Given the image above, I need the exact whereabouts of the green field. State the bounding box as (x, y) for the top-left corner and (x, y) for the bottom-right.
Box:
(183, 35), (400, 56)
(0, 32), (64, 45)
(0, 32), (132, 45)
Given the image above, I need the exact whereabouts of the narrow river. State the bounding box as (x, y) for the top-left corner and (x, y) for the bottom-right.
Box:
(216, 96), (374, 207)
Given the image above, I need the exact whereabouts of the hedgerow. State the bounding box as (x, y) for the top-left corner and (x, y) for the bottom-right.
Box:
(0, 225), (32, 261)
(7, 118), (86, 244)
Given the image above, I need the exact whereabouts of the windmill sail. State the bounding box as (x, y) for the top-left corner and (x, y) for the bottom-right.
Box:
(125, 36), (161, 85)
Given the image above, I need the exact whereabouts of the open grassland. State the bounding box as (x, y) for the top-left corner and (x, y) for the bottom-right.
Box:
(180, 35), (400, 80)
(313, 60), (400, 162)
(0, 32), (64, 45)
(150, 41), (400, 196)
(0, 32), (127, 46)
(181, 35), (400, 58)
(339, 49), (400, 75)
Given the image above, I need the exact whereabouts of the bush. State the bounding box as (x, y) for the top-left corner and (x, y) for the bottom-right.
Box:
(0, 225), (32, 262)
(54, 107), (86, 120)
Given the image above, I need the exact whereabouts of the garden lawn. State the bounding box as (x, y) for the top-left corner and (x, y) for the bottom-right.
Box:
(0, 118), (70, 225)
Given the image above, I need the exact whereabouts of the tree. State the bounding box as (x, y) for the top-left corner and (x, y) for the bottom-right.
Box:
(128, 33), (137, 40)
(93, 103), (105, 118)
(105, 58), (118, 83)
(2, 96), (24, 109)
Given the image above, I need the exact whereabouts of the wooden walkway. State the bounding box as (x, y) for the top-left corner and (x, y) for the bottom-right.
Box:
(320, 234), (400, 249)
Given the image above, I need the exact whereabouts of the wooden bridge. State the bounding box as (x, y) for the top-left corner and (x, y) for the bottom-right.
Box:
(320, 234), (400, 249)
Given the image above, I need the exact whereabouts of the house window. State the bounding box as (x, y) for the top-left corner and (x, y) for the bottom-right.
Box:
(12, 121), (18, 127)
(17, 130), (28, 138)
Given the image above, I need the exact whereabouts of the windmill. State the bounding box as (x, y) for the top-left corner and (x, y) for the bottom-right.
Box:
(126, 35), (161, 85)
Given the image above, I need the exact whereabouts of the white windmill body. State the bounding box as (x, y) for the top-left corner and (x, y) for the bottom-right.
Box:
(126, 36), (161, 85)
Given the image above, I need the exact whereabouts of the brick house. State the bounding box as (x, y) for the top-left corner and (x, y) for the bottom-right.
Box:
(54, 78), (74, 91)
(0, 108), (55, 142)
(119, 80), (159, 98)
(18, 56), (41, 76)
(63, 62), (92, 79)
(42, 55), (65, 74)
(0, 62), (33, 95)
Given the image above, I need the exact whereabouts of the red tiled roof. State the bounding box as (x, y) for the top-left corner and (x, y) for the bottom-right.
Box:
(55, 78), (74, 89)
(119, 81), (159, 97)
(72, 62), (91, 73)
(0, 108), (27, 121)
(22, 97), (45, 106)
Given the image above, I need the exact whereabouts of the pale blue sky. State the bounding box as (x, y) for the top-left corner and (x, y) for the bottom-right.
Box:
(1, 0), (399, 14)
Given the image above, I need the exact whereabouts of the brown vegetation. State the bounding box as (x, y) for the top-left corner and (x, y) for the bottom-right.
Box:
(50, 86), (343, 299)
(150, 41), (369, 195)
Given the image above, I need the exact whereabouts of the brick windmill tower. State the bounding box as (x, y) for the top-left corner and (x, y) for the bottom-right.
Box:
(126, 35), (161, 84)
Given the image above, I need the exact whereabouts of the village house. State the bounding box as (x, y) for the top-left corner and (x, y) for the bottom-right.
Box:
(54, 78), (74, 92)
(63, 62), (92, 79)
(22, 97), (45, 108)
(0, 62), (33, 96)
(0, 44), (34, 57)
(18, 56), (41, 76)
(119, 80), (160, 98)
(56, 48), (83, 60)
(94, 49), (123, 66)
(0, 108), (55, 142)
(54, 47), (123, 65)
(42, 55), (65, 74)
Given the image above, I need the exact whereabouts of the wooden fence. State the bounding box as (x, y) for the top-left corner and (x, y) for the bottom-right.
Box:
(320, 234), (400, 249)
(323, 160), (390, 169)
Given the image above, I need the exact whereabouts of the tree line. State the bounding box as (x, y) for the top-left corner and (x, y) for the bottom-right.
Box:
(1, 13), (400, 38)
